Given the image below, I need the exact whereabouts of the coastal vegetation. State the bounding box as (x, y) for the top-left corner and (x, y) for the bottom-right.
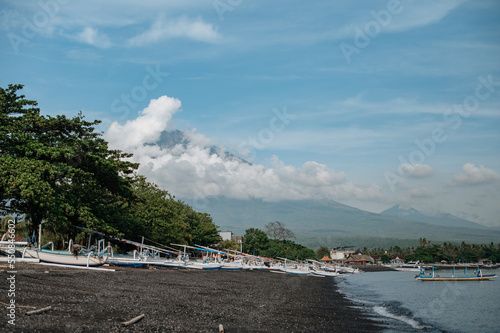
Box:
(362, 239), (500, 263)
(242, 227), (315, 260)
(0, 84), (219, 248)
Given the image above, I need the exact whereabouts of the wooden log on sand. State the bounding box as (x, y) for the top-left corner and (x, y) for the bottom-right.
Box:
(26, 306), (52, 316)
(121, 314), (145, 327)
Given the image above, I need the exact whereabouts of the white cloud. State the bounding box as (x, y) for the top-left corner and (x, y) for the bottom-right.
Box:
(104, 96), (383, 203)
(401, 164), (434, 178)
(127, 15), (221, 46)
(453, 163), (500, 185)
(76, 27), (112, 48)
(105, 96), (181, 151)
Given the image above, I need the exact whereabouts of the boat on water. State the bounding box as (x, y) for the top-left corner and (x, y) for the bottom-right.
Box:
(415, 264), (498, 281)
(383, 260), (422, 272)
(393, 261), (421, 272)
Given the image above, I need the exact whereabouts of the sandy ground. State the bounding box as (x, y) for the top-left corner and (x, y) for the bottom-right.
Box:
(1, 263), (382, 332)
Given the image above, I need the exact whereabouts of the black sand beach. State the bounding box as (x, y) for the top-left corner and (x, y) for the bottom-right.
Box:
(2, 263), (382, 332)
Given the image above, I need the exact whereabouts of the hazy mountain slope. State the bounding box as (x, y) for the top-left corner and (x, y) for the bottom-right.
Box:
(381, 204), (489, 229)
(192, 197), (500, 247)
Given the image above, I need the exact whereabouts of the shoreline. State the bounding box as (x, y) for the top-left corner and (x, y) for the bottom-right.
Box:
(3, 263), (383, 332)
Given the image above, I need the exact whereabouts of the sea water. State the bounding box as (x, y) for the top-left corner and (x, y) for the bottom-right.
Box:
(336, 268), (500, 333)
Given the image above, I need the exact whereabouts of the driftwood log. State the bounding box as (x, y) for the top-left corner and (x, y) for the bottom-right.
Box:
(121, 314), (145, 327)
(25, 306), (52, 316)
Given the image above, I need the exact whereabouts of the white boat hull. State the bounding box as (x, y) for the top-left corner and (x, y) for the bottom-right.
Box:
(393, 267), (420, 272)
(24, 249), (105, 267)
(311, 270), (341, 277)
(280, 267), (311, 275)
(184, 262), (222, 270)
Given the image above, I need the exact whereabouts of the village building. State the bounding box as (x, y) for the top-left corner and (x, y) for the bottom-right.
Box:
(344, 253), (375, 265)
(390, 255), (405, 265)
(330, 247), (355, 262)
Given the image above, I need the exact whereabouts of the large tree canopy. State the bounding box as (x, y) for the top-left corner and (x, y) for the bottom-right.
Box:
(130, 175), (220, 246)
(0, 84), (221, 248)
(243, 227), (314, 260)
(0, 84), (138, 235)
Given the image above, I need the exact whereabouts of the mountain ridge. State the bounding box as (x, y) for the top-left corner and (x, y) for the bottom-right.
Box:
(190, 197), (500, 248)
(381, 204), (489, 229)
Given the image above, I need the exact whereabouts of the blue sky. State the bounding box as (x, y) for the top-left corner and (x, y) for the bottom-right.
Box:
(1, 0), (500, 227)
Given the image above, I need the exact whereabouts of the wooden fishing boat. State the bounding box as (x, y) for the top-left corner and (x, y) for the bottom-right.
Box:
(24, 248), (106, 267)
(310, 269), (341, 277)
(106, 254), (149, 268)
(415, 264), (497, 281)
(277, 257), (311, 275)
(306, 259), (341, 277)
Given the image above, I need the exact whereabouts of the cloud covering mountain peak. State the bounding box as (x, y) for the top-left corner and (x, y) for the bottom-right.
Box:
(104, 96), (383, 204)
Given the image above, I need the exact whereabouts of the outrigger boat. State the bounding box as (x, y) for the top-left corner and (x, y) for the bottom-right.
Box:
(167, 244), (222, 270)
(307, 260), (341, 277)
(277, 258), (311, 275)
(23, 240), (108, 267)
(415, 264), (497, 281)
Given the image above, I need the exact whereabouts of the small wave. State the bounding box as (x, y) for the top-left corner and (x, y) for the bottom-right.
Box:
(336, 286), (378, 307)
(373, 305), (430, 330)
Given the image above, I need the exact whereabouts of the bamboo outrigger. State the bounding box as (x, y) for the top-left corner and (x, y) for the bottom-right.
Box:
(415, 264), (497, 281)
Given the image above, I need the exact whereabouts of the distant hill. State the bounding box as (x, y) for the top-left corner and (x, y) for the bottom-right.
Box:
(381, 204), (489, 229)
(190, 197), (500, 249)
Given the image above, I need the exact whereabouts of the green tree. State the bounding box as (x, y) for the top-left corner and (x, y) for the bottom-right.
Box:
(182, 209), (220, 246)
(380, 254), (391, 263)
(128, 175), (188, 244)
(242, 228), (269, 255)
(219, 239), (240, 251)
(129, 176), (220, 246)
(0, 84), (137, 236)
(315, 246), (330, 259)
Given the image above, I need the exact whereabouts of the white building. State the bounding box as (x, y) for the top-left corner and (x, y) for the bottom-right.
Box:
(330, 248), (355, 261)
(219, 231), (233, 241)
